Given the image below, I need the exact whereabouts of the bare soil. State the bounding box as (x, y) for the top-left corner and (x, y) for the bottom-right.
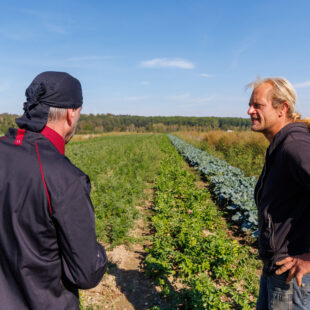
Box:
(80, 195), (168, 310)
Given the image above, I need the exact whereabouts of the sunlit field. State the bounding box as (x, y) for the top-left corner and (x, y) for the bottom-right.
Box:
(175, 130), (268, 177)
(67, 133), (261, 309)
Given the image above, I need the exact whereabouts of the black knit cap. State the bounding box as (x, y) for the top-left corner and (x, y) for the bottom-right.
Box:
(16, 71), (83, 132)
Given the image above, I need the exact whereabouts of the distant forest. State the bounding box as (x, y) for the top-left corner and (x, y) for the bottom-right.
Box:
(0, 113), (251, 134)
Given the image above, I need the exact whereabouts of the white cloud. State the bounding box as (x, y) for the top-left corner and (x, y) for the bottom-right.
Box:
(294, 81), (310, 89)
(140, 58), (194, 69)
(140, 81), (150, 86)
(200, 73), (213, 78)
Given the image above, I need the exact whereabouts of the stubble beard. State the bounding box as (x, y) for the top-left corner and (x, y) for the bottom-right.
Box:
(250, 119), (263, 132)
(65, 123), (78, 144)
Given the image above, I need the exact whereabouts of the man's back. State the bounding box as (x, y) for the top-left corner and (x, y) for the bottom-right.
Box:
(0, 128), (107, 310)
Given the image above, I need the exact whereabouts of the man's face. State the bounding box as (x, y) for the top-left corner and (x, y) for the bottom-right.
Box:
(247, 83), (280, 137)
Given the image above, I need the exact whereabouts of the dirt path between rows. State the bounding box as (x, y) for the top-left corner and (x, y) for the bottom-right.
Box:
(81, 196), (168, 310)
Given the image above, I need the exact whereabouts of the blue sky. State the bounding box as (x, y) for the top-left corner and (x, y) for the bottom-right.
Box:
(1, 0), (310, 117)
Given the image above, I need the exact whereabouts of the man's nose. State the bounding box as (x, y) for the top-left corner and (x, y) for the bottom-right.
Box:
(248, 105), (255, 115)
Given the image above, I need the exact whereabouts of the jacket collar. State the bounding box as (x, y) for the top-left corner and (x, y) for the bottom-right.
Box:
(40, 126), (65, 155)
(268, 122), (309, 156)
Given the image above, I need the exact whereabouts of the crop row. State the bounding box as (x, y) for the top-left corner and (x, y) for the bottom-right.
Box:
(67, 134), (167, 246)
(145, 142), (260, 309)
(168, 135), (258, 236)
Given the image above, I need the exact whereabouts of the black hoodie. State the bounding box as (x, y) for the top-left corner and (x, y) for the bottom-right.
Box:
(255, 122), (310, 274)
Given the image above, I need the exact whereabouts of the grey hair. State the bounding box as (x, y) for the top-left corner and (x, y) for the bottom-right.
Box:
(47, 107), (67, 123)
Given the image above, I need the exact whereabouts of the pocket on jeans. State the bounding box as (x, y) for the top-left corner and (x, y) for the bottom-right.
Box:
(269, 274), (292, 310)
(270, 273), (290, 290)
(270, 291), (292, 309)
(301, 273), (310, 307)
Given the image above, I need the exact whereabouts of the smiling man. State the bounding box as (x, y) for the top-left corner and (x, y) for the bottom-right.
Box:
(248, 77), (310, 309)
(0, 72), (107, 309)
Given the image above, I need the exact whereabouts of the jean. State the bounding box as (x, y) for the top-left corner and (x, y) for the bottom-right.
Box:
(256, 271), (310, 309)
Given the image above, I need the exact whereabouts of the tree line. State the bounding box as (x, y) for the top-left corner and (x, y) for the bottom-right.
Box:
(0, 113), (251, 134)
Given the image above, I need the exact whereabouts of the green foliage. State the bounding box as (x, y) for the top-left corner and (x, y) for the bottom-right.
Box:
(211, 139), (266, 177)
(76, 114), (251, 133)
(169, 135), (258, 236)
(0, 113), (17, 135)
(196, 139), (266, 178)
(66, 134), (168, 246)
(145, 140), (261, 309)
(0, 113), (251, 135)
(67, 133), (261, 309)
(175, 131), (266, 177)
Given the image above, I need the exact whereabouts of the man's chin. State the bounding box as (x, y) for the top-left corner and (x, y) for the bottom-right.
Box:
(251, 124), (262, 132)
(65, 125), (77, 144)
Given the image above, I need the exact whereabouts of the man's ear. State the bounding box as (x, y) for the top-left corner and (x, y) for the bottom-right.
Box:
(66, 109), (74, 126)
(279, 102), (289, 117)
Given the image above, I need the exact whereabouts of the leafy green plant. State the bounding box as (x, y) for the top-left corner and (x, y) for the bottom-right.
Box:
(67, 134), (168, 246)
(168, 135), (258, 236)
(69, 133), (261, 309)
(145, 139), (261, 309)
(175, 131), (267, 177)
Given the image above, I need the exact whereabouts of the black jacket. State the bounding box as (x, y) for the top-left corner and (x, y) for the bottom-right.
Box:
(0, 128), (107, 310)
(255, 122), (310, 272)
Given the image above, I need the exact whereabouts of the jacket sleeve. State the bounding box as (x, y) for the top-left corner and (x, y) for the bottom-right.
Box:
(51, 174), (108, 289)
(286, 138), (310, 191)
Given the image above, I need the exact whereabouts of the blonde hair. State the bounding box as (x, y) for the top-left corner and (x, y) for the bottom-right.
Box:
(47, 107), (67, 123)
(249, 77), (301, 121)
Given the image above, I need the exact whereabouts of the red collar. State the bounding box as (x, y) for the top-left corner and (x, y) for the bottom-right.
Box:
(40, 126), (65, 155)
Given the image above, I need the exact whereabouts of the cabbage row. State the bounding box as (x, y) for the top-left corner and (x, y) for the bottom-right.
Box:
(168, 135), (258, 236)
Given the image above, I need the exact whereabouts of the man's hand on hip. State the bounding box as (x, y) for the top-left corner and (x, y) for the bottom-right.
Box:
(275, 253), (310, 286)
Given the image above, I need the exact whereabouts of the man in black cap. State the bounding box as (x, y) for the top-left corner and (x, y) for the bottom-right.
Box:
(0, 72), (107, 309)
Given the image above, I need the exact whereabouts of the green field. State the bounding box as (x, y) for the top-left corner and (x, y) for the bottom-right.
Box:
(145, 139), (261, 309)
(67, 134), (168, 246)
(66, 133), (261, 309)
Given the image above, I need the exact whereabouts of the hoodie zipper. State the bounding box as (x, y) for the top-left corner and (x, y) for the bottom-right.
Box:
(256, 163), (266, 205)
(260, 152), (275, 252)
(256, 147), (269, 205)
(267, 213), (275, 250)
